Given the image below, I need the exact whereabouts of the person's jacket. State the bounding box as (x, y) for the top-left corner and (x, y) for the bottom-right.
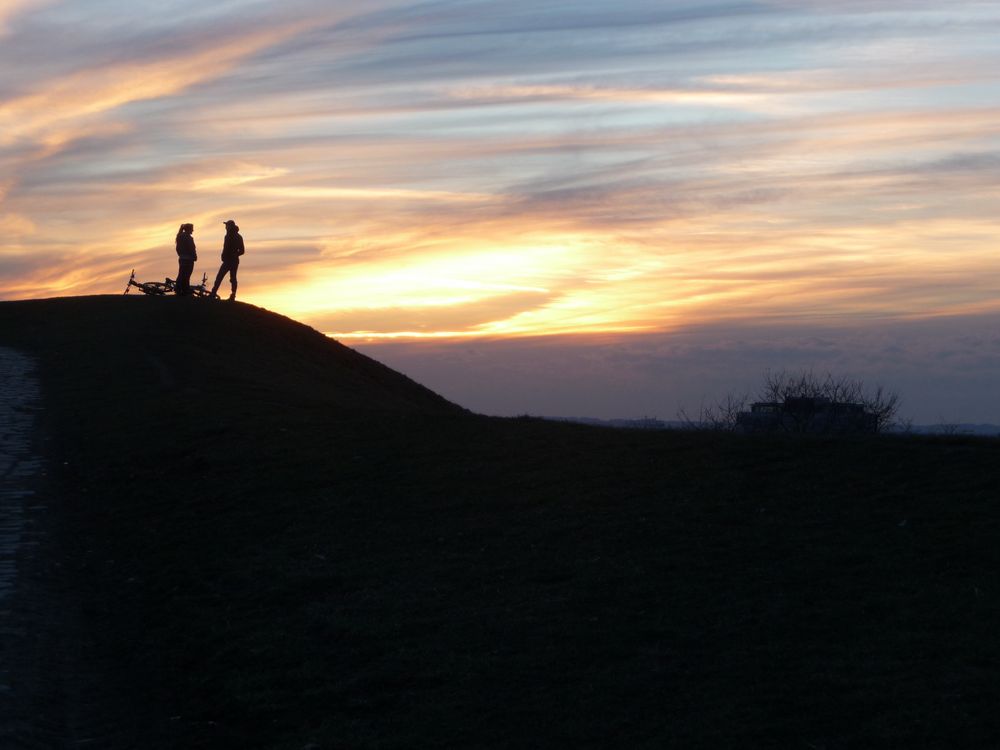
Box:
(176, 233), (196, 261)
(222, 231), (245, 262)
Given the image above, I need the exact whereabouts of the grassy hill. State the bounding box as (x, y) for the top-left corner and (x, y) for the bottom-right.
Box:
(1, 296), (999, 748)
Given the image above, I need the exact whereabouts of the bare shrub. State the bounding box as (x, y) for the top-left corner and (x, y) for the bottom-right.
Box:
(677, 392), (749, 432)
(680, 370), (901, 434)
(759, 369), (900, 433)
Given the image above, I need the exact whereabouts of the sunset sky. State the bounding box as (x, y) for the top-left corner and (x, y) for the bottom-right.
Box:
(3, 1), (1000, 423)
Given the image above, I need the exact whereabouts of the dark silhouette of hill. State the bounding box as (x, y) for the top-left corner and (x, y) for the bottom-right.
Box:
(1, 296), (999, 749)
(0, 295), (463, 416)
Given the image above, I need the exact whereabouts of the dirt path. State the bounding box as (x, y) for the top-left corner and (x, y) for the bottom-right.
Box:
(0, 348), (131, 749)
(0, 347), (44, 675)
(0, 346), (58, 746)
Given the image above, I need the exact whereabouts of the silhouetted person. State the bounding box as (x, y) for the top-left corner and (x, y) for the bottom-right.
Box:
(175, 223), (196, 296)
(210, 219), (244, 301)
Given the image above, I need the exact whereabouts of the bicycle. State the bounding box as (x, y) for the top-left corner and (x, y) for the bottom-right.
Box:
(124, 269), (210, 297)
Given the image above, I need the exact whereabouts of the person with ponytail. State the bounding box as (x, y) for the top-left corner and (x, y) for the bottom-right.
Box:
(175, 223), (197, 296)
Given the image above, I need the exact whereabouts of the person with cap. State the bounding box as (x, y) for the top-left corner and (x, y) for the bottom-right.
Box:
(175, 223), (197, 296)
(210, 219), (245, 301)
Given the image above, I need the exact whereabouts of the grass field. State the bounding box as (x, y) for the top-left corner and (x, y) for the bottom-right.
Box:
(2, 296), (999, 748)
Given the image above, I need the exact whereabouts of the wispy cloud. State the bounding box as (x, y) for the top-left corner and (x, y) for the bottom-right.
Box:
(4, 0), (1000, 351)
(0, 0), (52, 34)
(0, 20), (314, 151)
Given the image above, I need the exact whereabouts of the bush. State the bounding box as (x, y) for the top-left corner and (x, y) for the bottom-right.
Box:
(680, 370), (901, 434)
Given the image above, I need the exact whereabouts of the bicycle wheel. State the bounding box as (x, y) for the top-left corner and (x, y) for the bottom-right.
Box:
(139, 282), (169, 296)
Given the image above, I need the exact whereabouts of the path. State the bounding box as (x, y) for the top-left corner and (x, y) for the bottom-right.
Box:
(0, 347), (43, 688)
(0, 347), (149, 749)
(0, 348), (127, 748)
(0, 346), (56, 747)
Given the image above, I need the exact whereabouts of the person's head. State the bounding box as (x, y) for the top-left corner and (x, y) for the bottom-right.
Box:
(223, 219), (238, 233)
(177, 223), (194, 237)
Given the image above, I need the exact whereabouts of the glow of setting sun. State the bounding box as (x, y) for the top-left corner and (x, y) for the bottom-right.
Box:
(4, 0), (1000, 347)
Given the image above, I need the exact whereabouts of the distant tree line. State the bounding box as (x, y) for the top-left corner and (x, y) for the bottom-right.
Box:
(679, 370), (901, 434)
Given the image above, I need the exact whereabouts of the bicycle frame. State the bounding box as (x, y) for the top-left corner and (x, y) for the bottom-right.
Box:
(124, 269), (210, 297)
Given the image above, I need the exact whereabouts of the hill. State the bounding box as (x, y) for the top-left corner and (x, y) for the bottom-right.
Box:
(1, 296), (999, 748)
(0, 295), (462, 415)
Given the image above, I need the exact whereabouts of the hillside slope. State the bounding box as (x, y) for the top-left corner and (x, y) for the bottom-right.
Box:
(0, 295), (463, 416)
(1, 297), (999, 749)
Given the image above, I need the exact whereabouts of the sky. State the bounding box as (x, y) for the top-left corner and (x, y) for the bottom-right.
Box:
(3, 1), (1000, 423)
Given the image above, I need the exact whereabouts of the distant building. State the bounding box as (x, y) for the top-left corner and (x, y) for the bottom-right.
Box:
(736, 396), (877, 434)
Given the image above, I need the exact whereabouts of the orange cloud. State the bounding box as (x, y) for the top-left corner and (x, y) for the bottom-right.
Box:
(0, 212), (35, 235)
(4, 2), (1000, 348)
(0, 20), (312, 151)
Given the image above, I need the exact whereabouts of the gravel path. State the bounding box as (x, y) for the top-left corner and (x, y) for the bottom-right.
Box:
(0, 348), (130, 749)
(0, 346), (57, 747)
(0, 347), (150, 749)
(0, 347), (44, 690)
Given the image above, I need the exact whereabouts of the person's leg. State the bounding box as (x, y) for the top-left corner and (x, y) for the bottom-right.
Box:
(210, 263), (228, 297)
(229, 262), (239, 300)
(177, 260), (193, 295)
